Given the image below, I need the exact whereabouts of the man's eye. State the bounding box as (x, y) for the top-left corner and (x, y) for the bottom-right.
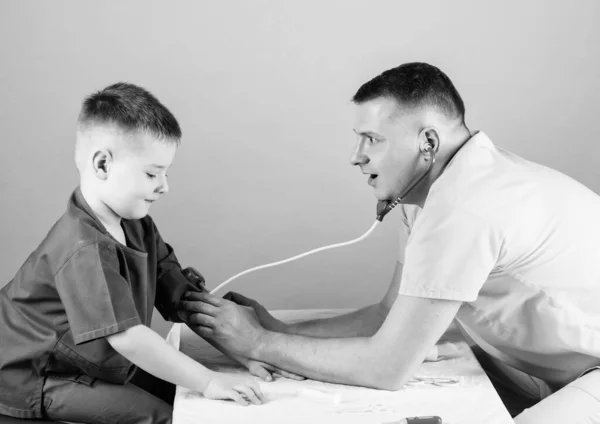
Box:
(367, 136), (375, 144)
(146, 173), (156, 179)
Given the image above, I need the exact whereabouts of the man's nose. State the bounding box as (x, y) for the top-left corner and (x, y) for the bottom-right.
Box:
(350, 141), (369, 166)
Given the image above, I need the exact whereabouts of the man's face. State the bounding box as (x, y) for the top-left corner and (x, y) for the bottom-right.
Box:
(351, 97), (421, 202)
(104, 133), (177, 220)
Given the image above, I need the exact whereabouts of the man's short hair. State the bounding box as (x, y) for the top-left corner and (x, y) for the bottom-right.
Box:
(78, 82), (182, 142)
(352, 62), (465, 122)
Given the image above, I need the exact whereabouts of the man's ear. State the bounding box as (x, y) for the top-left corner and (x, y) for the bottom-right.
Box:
(418, 127), (440, 159)
(91, 149), (112, 180)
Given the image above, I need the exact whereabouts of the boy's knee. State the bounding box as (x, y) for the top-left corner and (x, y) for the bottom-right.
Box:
(146, 408), (172, 424)
(43, 376), (173, 424)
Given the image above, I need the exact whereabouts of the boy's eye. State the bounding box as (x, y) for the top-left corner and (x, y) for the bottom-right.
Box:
(146, 173), (156, 179)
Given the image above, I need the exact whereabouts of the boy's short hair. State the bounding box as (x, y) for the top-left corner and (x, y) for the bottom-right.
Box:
(78, 82), (182, 142)
(352, 62), (465, 123)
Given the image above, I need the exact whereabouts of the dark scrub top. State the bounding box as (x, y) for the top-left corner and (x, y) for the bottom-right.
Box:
(0, 187), (198, 418)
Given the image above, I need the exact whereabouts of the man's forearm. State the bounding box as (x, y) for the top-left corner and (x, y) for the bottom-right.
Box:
(251, 331), (412, 390)
(281, 303), (388, 338)
(248, 297), (460, 389)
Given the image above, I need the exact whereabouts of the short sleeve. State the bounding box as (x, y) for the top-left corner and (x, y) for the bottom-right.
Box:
(153, 223), (200, 322)
(399, 204), (502, 302)
(398, 224), (409, 264)
(398, 205), (420, 264)
(55, 243), (142, 345)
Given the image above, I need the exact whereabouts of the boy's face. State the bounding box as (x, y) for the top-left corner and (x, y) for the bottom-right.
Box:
(103, 132), (178, 220)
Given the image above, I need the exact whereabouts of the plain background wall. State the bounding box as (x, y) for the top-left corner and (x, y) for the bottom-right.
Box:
(1, 0), (599, 337)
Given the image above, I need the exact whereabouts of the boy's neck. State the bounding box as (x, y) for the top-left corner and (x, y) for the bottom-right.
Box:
(80, 183), (122, 234)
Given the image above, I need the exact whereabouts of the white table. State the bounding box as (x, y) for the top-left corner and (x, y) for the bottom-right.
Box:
(166, 309), (514, 424)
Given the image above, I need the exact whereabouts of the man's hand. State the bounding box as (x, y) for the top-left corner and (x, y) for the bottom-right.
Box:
(223, 291), (287, 333)
(180, 292), (305, 381)
(180, 291), (266, 358)
(245, 359), (305, 381)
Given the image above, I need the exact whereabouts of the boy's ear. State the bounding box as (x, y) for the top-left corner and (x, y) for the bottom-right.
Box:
(92, 149), (112, 180)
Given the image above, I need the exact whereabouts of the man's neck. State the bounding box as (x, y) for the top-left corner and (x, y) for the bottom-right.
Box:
(412, 127), (473, 208)
(438, 127), (474, 175)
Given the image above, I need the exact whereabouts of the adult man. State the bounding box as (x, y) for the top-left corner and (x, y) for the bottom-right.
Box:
(182, 62), (600, 422)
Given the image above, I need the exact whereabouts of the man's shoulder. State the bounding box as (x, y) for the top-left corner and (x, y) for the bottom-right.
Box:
(442, 132), (590, 201)
(425, 132), (600, 233)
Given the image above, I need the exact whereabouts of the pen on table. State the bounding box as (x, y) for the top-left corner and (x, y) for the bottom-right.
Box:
(384, 416), (442, 424)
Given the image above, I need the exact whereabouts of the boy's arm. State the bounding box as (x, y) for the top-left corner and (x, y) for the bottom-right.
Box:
(148, 222), (300, 380)
(107, 324), (264, 405)
(152, 220), (201, 322)
(107, 324), (213, 393)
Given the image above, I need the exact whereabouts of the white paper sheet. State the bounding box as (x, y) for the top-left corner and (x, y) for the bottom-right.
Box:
(168, 310), (513, 424)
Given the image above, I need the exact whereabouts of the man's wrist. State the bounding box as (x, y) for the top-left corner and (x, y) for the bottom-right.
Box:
(269, 318), (289, 334)
(252, 328), (275, 361)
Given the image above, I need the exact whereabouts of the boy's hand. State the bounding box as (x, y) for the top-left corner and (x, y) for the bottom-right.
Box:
(202, 372), (264, 406)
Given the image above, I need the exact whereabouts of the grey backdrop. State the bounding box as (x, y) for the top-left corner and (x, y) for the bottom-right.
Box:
(1, 0), (599, 337)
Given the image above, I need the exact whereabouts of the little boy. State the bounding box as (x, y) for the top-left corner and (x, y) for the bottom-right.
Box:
(0, 82), (263, 423)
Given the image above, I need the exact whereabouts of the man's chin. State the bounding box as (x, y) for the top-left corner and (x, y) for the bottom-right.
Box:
(373, 190), (407, 207)
(372, 189), (393, 202)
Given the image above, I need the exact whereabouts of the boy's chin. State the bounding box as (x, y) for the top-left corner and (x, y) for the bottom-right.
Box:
(121, 209), (150, 220)
(132, 211), (150, 220)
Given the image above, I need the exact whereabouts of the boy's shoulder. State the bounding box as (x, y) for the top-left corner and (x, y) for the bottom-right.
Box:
(21, 188), (160, 279)
(6, 189), (163, 298)
(33, 189), (115, 271)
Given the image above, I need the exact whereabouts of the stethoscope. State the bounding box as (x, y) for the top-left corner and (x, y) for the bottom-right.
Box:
(210, 144), (436, 294)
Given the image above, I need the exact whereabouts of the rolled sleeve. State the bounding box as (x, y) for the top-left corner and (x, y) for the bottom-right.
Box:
(398, 205), (420, 264)
(55, 243), (142, 344)
(154, 227), (199, 322)
(399, 204), (502, 302)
